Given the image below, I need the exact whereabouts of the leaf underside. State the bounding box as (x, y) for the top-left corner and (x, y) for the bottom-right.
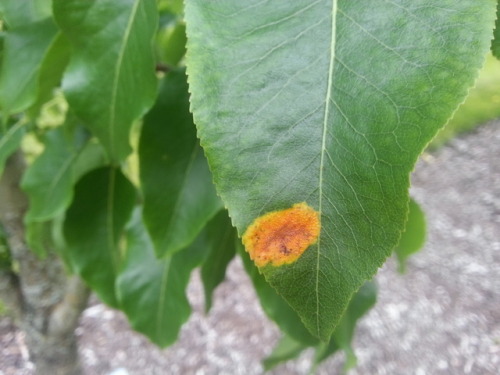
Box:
(185, 0), (496, 340)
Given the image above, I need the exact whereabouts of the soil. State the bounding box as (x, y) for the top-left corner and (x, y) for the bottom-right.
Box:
(1, 120), (499, 375)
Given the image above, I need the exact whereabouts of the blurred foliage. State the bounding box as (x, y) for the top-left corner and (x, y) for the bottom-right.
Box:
(430, 54), (500, 149)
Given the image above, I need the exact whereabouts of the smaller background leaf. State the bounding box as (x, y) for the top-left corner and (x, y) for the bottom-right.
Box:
(21, 123), (107, 222)
(262, 334), (307, 371)
(157, 22), (186, 66)
(27, 33), (71, 119)
(200, 210), (236, 312)
(0, 0), (52, 29)
(24, 220), (52, 258)
(394, 198), (426, 273)
(117, 208), (212, 347)
(63, 167), (136, 307)
(53, 0), (159, 161)
(140, 70), (222, 257)
(0, 120), (25, 176)
(158, 0), (183, 15)
(0, 17), (58, 114)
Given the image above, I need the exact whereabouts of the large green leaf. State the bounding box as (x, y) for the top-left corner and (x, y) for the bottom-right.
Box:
(140, 70), (222, 257)
(53, 0), (158, 161)
(63, 167), (136, 307)
(185, 1), (496, 340)
(200, 210), (236, 312)
(0, 16), (58, 115)
(117, 208), (210, 347)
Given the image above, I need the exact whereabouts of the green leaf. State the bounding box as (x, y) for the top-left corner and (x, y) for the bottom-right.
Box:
(21, 126), (108, 222)
(263, 281), (377, 371)
(53, 0), (159, 161)
(262, 334), (307, 371)
(239, 244), (318, 346)
(0, 0), (52, 29)
(157, 22), (187, 66)
(0, 16), (58, 115)
(185, 0), (496, 340)
(21, 128), (109, 257)
(313, 281), (377, 371)
(200, 210), (236, 312)
(159, 0), (183, 16)
(140, 70), (222, 257)
(492, 1), (500, 59)
(63, 167), (136, 307)
(394, 197), (426, 273)
(27, 33), (71, 119)
(25, 220), (52, 258)
(116, 208), (209, 347)
(0, 120), (24, 176)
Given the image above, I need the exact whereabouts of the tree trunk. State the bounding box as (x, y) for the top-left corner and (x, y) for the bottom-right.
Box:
(0, 152), (90, 375)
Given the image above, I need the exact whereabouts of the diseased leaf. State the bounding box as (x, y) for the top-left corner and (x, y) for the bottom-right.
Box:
(140, 70), (222, 257)
(63, 167), (136, 307)
(117, 208), (209, 347)
(53, 0), (158, 161)
(0, 120), (24, 176)
(0, 16), (58, 115)
(394, 197), (426, 273)
(185, 0), (496, 340)
(200, 210), (236, 312)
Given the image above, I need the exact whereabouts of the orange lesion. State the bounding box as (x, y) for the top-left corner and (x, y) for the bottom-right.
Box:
(242, 202), (321, 267)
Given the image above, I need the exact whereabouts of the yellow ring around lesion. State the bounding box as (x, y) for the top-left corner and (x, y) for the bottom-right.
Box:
(242, 202), (321, 267)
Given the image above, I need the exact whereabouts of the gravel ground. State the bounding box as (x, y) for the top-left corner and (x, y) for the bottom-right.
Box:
(1, 120), (499, 375)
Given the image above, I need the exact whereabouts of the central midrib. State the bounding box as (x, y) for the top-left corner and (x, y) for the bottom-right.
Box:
(316, 0), (338, 337)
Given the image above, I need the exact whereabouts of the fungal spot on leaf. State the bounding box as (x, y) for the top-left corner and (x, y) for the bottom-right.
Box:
(242, 202), (320, 267)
